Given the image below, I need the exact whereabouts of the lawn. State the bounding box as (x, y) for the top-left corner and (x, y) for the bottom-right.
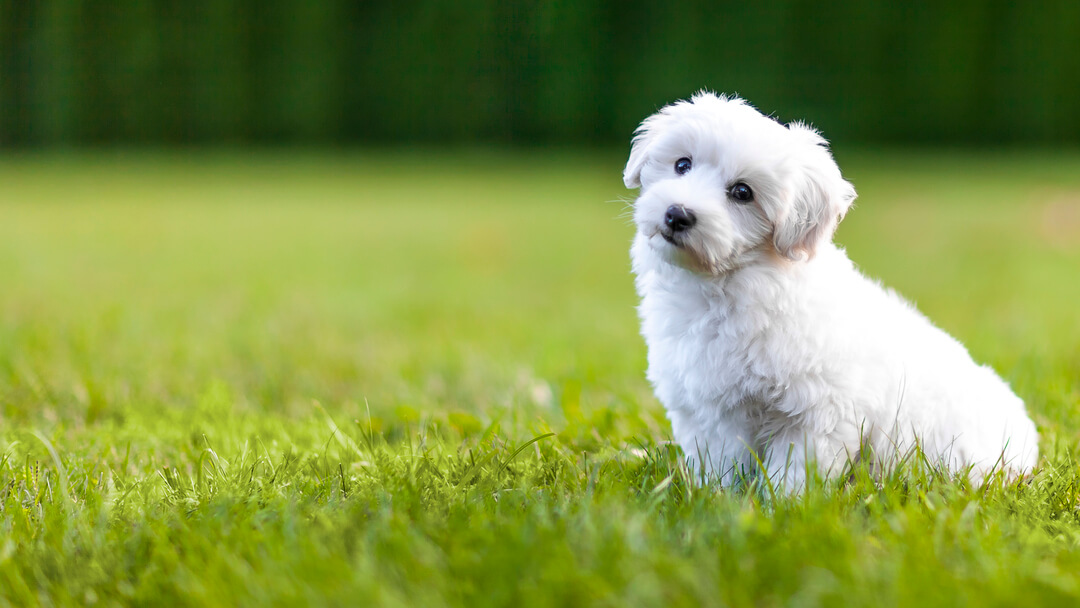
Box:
(2, 149), (1080, 606)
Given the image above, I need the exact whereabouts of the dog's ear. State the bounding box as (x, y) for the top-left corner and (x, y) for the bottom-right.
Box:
(771, 123), (857, 260)
(623, 114), (660, 189)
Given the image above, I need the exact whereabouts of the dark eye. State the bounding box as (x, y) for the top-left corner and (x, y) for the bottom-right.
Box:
(674, 157), (692, 175)
(729, 182), (753, 202)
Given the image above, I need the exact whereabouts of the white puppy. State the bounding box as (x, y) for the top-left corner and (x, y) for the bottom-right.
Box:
(625, 92), (1038, 490)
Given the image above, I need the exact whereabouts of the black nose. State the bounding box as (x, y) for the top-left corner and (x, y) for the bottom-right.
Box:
(665, 205), (697, 232)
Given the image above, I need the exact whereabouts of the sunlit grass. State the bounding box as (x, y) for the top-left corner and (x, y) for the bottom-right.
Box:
(1, 149), (1079, 606)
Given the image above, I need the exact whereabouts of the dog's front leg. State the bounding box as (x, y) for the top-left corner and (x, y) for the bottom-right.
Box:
(669, 410), (759, 487)
(762, 433), (813, 494)
(763, 428), (858, 494)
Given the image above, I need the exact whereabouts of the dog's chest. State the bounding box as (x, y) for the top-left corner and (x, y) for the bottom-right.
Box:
(639, 278), (780, 413)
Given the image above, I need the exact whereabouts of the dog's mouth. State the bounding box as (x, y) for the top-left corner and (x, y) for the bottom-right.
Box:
(659, 228), (682, 247)
(647, 224), (737, 277)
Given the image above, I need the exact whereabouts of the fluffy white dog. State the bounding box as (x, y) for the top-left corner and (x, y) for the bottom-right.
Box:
(625, 92), (1038, 490)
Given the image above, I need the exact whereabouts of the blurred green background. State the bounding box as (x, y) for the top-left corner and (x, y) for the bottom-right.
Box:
(3, 0), (1080, 147)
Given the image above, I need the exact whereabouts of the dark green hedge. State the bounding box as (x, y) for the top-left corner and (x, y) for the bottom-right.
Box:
(2, 0), (1078, 146)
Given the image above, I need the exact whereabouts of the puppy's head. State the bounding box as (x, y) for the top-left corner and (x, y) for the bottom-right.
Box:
(625, 92), (856, 275)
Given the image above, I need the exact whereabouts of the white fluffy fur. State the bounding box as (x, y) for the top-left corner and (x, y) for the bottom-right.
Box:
(625, 92), (1038, 490)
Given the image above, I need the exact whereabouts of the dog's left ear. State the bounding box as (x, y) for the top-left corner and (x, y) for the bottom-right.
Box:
(771, 123), (857, 260)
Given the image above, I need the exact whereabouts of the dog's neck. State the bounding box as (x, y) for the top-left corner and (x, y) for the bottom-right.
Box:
(636, 241), (839, 318)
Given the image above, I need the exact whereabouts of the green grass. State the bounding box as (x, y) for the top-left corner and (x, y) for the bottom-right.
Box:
(2, 148), (1080, 607)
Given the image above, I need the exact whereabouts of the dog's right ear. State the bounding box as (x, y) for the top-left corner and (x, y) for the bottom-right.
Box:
(623, 115), (658, 189)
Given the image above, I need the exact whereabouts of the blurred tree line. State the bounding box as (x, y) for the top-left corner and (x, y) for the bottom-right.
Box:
(1, 0), (1078, 147)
